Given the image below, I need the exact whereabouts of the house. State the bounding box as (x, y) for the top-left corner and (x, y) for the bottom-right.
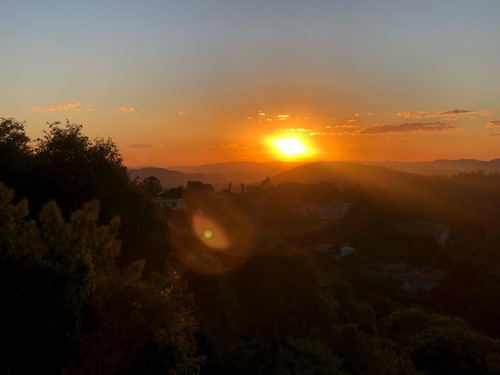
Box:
(334, 243), (355, 260)
(378, 263), (446, 291)
(378, 263), (410, 277)
(410, 268), (446, 290)
(340, 243), (355, 256)
(395, 221), (450, 247)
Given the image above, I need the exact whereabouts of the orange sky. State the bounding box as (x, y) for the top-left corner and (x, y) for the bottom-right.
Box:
(2, 1), (500, 167)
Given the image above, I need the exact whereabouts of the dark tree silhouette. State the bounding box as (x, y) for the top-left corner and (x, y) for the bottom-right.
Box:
(141, 176), (163, 198)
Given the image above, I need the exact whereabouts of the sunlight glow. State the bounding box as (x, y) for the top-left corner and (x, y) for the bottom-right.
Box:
(274, 137), (307, 156)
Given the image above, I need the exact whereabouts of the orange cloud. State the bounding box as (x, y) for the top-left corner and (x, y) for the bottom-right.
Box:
(487, 120), (500, 127)
(119, 107), (134, 112)
(177, 111), (185, 115)
(358, 121), (457, 134)
(275, 114), (290, 121)
(398, 109), (491, 119)
(31, 102), (82, 111)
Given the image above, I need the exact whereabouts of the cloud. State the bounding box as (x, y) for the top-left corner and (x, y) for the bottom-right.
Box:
(177, 111), (185, 116)
(31, 102), (82, 111)
(488, 133), (500, 136)
(397, 109), (490, 119)
(358, 121), (456, 134)
(487, 120), (500, 127)
(276, 114), (290, 121)
(119, 107), (134, 112)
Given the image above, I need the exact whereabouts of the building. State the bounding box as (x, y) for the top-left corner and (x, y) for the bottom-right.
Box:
(378, 263), (446, 291)
(340, 243), (355, 256)
(395, 221), (450, 247)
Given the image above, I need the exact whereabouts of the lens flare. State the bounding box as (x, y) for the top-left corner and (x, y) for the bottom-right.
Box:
(169, 198), (256, 275)
(192, 211), (231, 250)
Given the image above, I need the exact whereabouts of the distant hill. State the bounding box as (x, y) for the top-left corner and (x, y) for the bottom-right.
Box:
(271, 161), (426, 187)
(129, 161), (308, 190)
(168, 161), (307, 186)
(358, 158), (500, 176)
(168, 161), (305, 174)
(127, 167), (227, 189)
(270, 161), (439, 202)
(129, 158), (500, 191)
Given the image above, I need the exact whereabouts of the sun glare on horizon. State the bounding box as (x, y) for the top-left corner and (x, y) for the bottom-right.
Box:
(273, 137), (308, 157)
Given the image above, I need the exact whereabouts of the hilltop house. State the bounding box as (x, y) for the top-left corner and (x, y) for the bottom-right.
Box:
(395, 221), (450, 247)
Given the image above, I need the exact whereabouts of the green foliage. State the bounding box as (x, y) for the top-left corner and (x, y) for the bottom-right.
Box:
(273, 338), (343, 375)
(383, 308), (430, 344)
(0, 182), (200, 374)
(410, 326), (488, 375)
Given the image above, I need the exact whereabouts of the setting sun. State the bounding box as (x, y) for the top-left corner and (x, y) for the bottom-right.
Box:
(273, 137), (307, 157)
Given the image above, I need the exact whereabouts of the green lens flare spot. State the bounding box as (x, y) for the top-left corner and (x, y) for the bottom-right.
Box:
(204, 230), (213, 239)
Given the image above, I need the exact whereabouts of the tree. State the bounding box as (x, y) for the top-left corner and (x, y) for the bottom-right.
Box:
(0, 118), (33, 199)
(0, 117), (30, 153)
(0, 182), (201, 374)
(161, 186), (184, 199)
(142, 176), (162, 198)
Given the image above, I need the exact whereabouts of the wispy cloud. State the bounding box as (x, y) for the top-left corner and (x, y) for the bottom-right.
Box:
(398, 109), (491, 119)
(487, 120), (500, 127)
(119, 107), (134, 112)
(276, 114), (290, 121)
(358, 121), (456, 134)
(30, 102), (83, 111)
(488, 133), (500, 136)
(177, 111), (185, 116)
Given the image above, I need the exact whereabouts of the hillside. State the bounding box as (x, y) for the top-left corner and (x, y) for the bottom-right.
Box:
(271, 161), (431, 193)
(168, 161), (305, 174)
(360, 158), (500, 176)
(129, 162), (306, 190)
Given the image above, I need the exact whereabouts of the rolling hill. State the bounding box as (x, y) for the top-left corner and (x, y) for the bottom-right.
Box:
(359, 158), (500, 176)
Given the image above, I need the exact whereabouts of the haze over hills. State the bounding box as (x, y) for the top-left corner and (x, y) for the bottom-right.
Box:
(360, 158), (500, 176)
(270, 161), (433, 196)
(129, 161), (307, 189)
(129, 158), (500, 191)
(168, 161), (306, 175)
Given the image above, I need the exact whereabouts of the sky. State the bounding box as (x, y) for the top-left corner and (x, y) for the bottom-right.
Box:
(2, 0), (500, 167)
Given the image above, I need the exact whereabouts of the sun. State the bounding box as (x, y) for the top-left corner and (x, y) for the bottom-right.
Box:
(274, 137), (307, 156)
